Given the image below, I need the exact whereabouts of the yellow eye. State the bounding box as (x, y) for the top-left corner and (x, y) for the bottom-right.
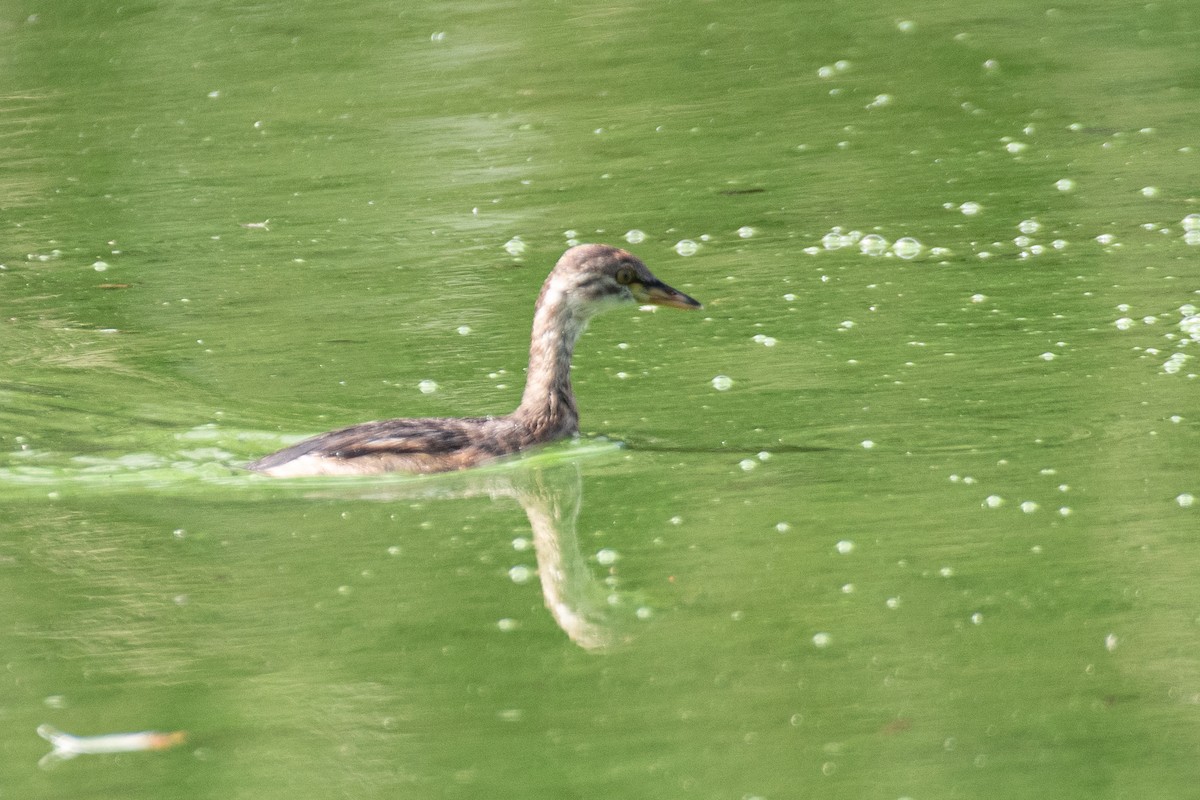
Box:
(615, 267), (636, 285)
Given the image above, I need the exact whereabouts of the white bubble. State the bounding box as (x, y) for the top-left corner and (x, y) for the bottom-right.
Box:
(821, 230), (851, 250)
(866, 93), (892, 109)
(1055, 178), (1075, 192)
(1183, 214), (1200, 232)
(1163, 352), (1189, 374)
(596, 548), (619, 565)
(456, 325), (471, 335)
(959, 201), (982, 216)
(861, 439), (875, 449)
(812, 632), (831, 648)
(836, 540), (855, 554)
(624, 229), (646, 244)
(418, 380), (438, 394)
(775, 522), (791, 532)
(858, 234), (888, 256)
(1018, 219), (1041, 234)
(503, 236), (526, 256)
(1105, 633), (1119, 652)
(1140, 186), (1159, 198)
(1185, 230), (1200, 246)
(1178, 493), (1196, 508)
(971, 612), (983, 625)
(1182, 315), (1200, 340)
(674, 239), (699, 256)
(92, 260), (109, 271)
(897, 19), (915, 32)
(508, 565), (533, 584)
(1020, 501), (1039, 513)
(970, 293), (987, 304)
(1096, 233), (1116, 245)
(1114, 317), (1134, 330)
(739, 459), (757, 472)
(711, 375), (733, 391)
(497, 618), (518, 632)
(984, 495), (1004, 508)
(1039, 352), (1056, 361)
(892, 237), (922, 259)
(1005, 141), (1028, 154)
(736, 226), (756, 238)
(886, 597), (900, 609)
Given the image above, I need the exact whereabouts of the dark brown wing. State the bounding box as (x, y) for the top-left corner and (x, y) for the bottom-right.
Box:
(247, 417), (486, 471)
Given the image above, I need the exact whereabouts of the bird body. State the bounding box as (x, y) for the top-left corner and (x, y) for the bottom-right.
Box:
(247, 244), (700, 477)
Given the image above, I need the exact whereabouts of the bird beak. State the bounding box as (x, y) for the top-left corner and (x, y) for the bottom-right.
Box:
(635, 279), (703, 310)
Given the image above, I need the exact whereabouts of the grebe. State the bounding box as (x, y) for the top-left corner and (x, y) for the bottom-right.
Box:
(247, 244), (701, 477)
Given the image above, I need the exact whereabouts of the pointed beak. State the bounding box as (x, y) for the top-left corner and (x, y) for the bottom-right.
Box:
(634, 279), (703, 310)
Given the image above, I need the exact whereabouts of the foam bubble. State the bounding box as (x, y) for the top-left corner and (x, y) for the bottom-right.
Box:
(893, 237), (922, 259)
(859, 234), (888, 256)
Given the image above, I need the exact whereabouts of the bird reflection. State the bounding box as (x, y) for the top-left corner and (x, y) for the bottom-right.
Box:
(290, 457), (626, 651)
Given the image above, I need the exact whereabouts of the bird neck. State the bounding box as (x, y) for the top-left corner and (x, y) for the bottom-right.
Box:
(513, 282), (588, 440)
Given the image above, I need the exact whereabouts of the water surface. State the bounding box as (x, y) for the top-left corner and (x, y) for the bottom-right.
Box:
(2, 1), (1199, 797)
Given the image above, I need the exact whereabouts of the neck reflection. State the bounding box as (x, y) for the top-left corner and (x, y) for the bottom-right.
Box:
(292, 458), (628, 651)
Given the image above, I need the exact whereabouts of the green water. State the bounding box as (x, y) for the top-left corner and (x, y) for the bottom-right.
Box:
(3, 1), (1199, 796)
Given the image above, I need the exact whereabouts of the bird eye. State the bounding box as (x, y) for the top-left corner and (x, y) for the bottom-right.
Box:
(615, 267), (636, 285)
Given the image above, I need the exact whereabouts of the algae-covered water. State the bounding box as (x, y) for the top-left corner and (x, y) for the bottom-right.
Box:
(2, 1), (1199, 797)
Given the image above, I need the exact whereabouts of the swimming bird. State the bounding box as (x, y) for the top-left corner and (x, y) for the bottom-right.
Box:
(246, 244), (701, 477)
